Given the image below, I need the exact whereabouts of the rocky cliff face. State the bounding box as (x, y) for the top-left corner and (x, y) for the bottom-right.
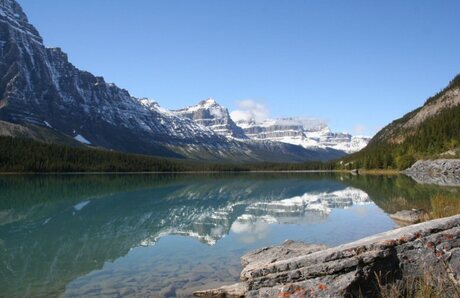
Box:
(0, 0), (343, 162)
(0, 0), (214, 157)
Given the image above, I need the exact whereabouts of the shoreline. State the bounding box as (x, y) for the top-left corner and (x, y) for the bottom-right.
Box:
(195, 214), (460, 297)
(0, 169), (398, 175)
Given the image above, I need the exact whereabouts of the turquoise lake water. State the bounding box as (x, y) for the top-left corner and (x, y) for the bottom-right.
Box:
(1, 173), (458, 297)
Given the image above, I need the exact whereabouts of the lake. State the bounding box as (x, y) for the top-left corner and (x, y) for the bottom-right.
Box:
(1, 173), (459, 297)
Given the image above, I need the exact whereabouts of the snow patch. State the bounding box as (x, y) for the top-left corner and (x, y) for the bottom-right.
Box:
(74, 134), (91, 145)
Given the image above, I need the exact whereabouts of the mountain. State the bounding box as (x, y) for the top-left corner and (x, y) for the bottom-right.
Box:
(342, 74), (460, 169)
(175, 99), (369, 154)
(0, 0), (343, 163)
(236, 118), (370, 154)
(173, 98), (247, 139)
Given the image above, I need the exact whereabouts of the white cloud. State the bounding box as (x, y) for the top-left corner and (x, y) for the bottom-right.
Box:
(230, 99), (269, 123)
(231, 219), (271, 244)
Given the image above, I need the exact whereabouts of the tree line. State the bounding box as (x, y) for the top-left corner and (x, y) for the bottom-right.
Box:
(0, 136), (337, 172)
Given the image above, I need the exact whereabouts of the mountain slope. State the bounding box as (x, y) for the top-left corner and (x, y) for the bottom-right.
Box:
(342, 74), (460, 169)
(0, 0), (341, 163)
(0, 120), (86, 146)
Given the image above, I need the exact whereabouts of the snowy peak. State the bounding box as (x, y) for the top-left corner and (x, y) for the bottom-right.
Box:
(138, 97), (173, 116)
(174, 98), (247, 139)
(199, 97), (218, 107)
(178, 98), (226, 117)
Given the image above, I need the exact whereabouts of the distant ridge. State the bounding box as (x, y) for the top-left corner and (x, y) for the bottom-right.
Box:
(175, 99), (370, 153)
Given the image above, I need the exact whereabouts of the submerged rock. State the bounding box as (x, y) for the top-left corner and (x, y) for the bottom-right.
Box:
(195, 215), (460, 297)
(194, 283), (248, 298)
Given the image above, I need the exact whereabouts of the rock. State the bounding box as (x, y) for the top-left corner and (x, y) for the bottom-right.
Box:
(390, 209), (428, 225)
(194, 283), (248, 298)
(195, 215), (460, 297)
(403, 159), (460, 186)
(241, 240), (328, 277)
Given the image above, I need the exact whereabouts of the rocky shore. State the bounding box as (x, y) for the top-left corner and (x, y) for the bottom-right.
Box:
(195, 214), (460, 297)
(403, 159), (460, 186)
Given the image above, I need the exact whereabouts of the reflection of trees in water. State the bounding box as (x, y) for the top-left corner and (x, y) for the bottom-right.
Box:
(342, 174), (460, 214)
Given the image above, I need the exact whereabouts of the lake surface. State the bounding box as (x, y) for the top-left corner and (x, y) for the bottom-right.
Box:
(1, 173), (459, 297)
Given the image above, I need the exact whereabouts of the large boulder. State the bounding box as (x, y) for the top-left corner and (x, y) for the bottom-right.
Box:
(403, 159), (460, 186)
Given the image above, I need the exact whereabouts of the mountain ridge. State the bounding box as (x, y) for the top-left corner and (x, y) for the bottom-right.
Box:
(0, 0), (345, 163)
(175, 99), (370, 153)
(236, 117), (370, 154)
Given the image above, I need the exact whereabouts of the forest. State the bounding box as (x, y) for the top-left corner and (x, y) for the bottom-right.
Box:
(0, 136), (335, 172)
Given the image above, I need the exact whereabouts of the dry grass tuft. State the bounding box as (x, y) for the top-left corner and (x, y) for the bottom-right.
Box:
(376, 272), (440, 298)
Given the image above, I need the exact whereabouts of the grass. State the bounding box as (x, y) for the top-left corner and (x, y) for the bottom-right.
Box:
(377, 272), (445, 298)
(357, 169), (401, 175)
(429, 194), (460, 219)
(357, 269), (459, 298)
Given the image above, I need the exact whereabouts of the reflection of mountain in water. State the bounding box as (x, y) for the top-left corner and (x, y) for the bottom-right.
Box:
(244, 187), (370, 220)
(0, 174), (369, 297)
(163, 187), (372, 246)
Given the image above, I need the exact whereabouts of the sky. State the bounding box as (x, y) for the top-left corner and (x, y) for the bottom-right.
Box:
(18, 0), (460, 136)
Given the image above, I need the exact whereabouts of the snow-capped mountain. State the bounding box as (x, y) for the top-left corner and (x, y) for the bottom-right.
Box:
(0, 0), (344, 162)
(173, 98), (246, 139)
(175, 98), (369, 154)
(236, 118), (370, 154)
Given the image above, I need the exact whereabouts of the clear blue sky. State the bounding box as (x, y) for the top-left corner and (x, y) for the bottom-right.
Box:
(18, 0), (460, 136)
